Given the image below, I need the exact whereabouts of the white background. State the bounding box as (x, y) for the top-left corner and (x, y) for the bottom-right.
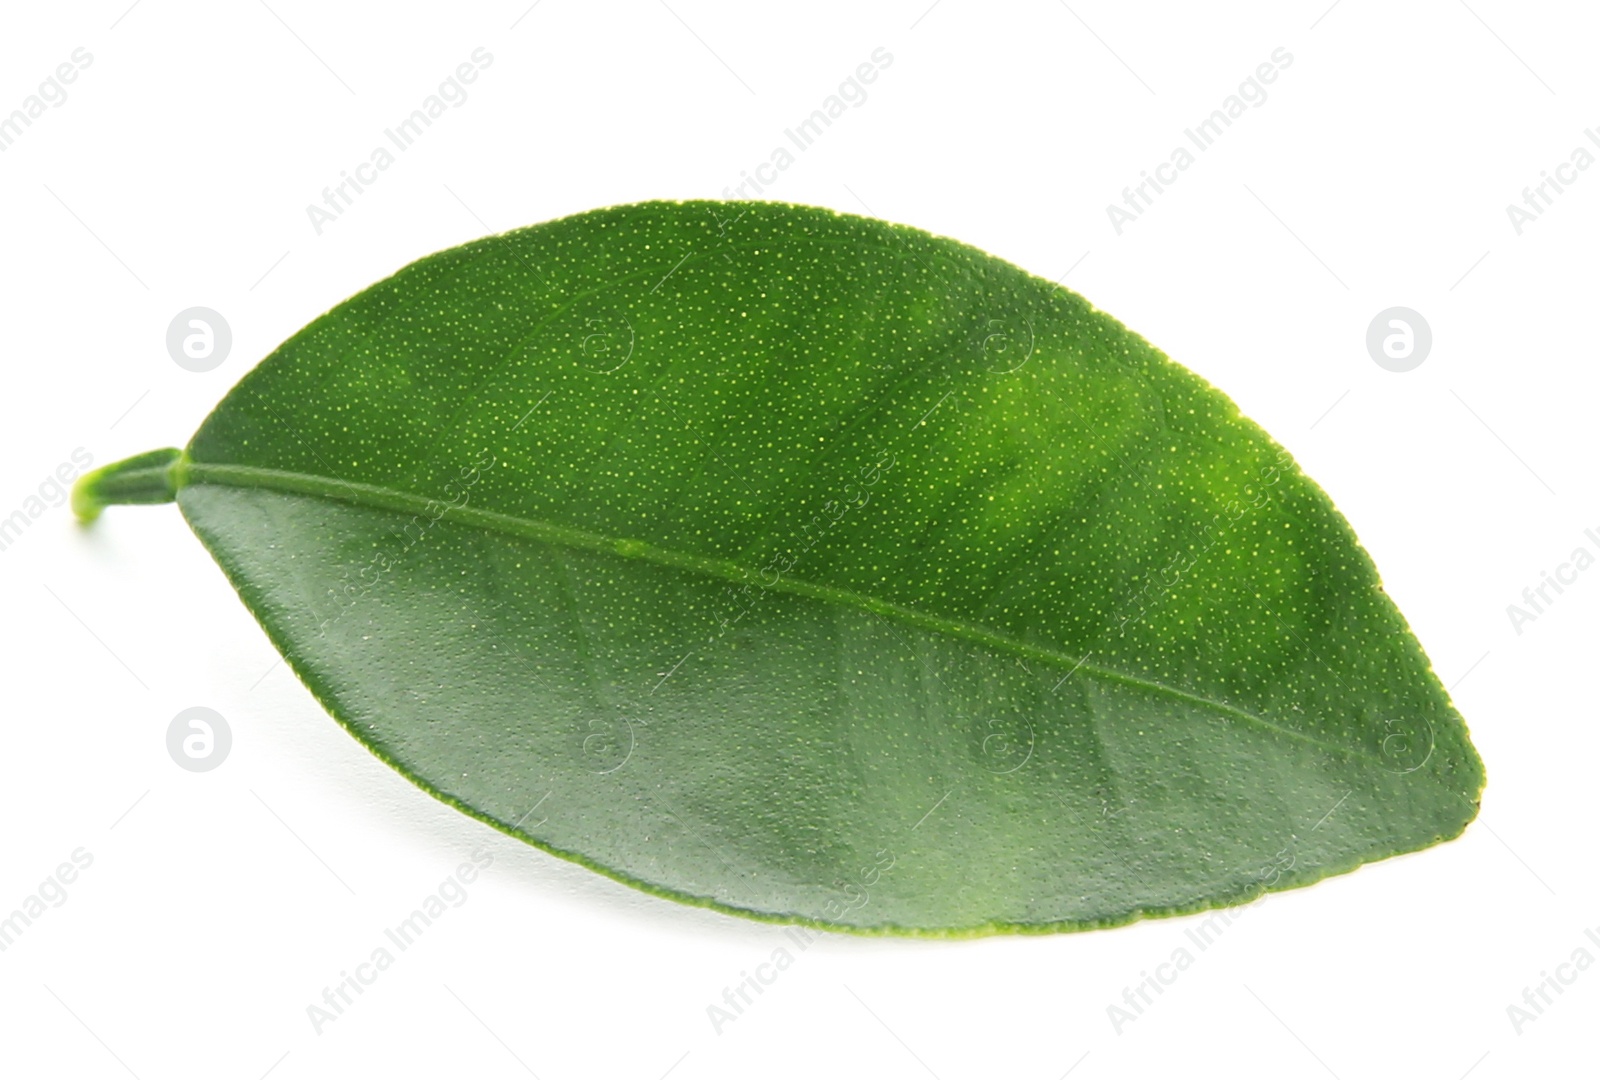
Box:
(1, 1), (1596, 1077)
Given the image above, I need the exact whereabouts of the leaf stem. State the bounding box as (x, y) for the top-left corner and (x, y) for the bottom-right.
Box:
(72, 447), (186, 522)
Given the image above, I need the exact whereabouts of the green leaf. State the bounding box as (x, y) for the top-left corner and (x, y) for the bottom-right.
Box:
(76, 200), (1483, 935)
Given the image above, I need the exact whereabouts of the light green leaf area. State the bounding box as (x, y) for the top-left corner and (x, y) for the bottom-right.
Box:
(77, 200), (1483, 935)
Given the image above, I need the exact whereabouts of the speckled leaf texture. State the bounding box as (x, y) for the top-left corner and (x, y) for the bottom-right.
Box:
(77, 200), (1484, 935)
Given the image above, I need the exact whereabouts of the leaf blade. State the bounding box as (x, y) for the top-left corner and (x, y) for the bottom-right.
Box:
(90, 200), (1484, 934)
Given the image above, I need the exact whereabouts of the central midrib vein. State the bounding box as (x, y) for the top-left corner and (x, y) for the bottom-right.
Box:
(184, 460), (1388, 764)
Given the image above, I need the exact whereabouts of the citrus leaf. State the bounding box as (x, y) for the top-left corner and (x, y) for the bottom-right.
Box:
(76, 200), (1483, 935)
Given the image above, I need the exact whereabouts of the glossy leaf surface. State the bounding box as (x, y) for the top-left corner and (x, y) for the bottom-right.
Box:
(77, 201), (1484, 934)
